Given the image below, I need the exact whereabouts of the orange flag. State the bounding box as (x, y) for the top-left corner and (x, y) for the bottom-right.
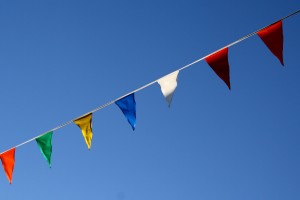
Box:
(0, 148), (16, 184)
(257, 20), (284, 66)
(205, 47), (231, 90)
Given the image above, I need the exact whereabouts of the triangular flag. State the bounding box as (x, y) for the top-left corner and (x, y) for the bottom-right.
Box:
(74, 113), (93, 150)
(257, 20), (284, 66)
(115, 93), (136, 130)
(157, 70), (179, 107)
(36, 131), (53, 167)
(0, 148), (16, 184)
(205, 47), (231, 90)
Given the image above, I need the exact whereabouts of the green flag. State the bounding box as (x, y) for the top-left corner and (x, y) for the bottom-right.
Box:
(36, 131), (53, 167)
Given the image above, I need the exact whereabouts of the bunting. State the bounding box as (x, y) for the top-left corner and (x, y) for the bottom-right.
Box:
(205, 47), (231, 90)
(0, 10), (298, 185)
(36, 131), (53, 167)
(257, 20), (284, 66)
(0, 148), (16, 184)
(115, 93), (136, 130)
(74, 113), (93, 150)
(157, 70), (180, 107)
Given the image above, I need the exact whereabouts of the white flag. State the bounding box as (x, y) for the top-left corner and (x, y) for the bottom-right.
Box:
(157, 70), (179, 107)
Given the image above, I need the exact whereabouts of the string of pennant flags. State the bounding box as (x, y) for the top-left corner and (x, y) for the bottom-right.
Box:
(0, 9), (299, 185)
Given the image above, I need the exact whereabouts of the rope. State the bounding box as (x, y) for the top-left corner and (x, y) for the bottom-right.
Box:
(2, 9), (300, 154)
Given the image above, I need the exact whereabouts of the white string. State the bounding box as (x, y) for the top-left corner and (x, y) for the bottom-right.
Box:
(2, 9), (300, 154)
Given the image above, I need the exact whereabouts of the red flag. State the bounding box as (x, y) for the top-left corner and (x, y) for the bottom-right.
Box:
(257, 20), (284, 66)
(0, 148), (16, 184)
(205, 47), (231, 90)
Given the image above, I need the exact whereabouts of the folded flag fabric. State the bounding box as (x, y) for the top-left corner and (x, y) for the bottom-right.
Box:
(257, 20), (284, 66)
(0, 147), (16, 184)
(205, 47), (231, 90)
(74, 113), (93, 150)
(157, 70), (180, 107)
(36, 131), (53, 167)
(115, 93), (136, 130)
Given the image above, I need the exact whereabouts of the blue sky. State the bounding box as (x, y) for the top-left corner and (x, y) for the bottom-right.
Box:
(0, 1), (299, 199)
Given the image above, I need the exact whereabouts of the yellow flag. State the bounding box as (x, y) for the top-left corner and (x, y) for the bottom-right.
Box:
(74, 113), (93, 150)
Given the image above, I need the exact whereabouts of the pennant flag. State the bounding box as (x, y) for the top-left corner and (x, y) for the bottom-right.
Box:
(257, 20), (284, 66)
(205, 47), (231, 90)
(36, 131), (53, 167)
(0, 148), (16, 184)
(157, 70), (180, 107)
(74, 113), (93, 150)
(115, 93), (136, 130)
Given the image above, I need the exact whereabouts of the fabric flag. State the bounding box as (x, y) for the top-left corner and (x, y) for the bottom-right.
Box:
(157, 70), (180, 107)
(0, 148), (16, 184)
(74, 113), (93, 150)
(115, 93), (136, 130)
(36, 131), (53, 167)
(205, 47), (231, 90)
(257, 20), (284, 66)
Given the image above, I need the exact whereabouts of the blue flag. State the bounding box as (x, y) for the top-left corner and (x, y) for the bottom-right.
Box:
(115, 93), (136, 130)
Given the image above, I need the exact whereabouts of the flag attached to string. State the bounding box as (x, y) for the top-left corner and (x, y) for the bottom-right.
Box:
(74, 113), (93, 150)
(257, 20), (284, 66)
(205, 47), (231, 90)
(157, 70), (180, 107)
(36, 131), (53, 167)
(0, 148), (16, 184)
(115, 93), (136, 130)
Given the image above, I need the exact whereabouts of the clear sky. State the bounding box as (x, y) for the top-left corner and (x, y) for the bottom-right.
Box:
(0, 1), (299, 200)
